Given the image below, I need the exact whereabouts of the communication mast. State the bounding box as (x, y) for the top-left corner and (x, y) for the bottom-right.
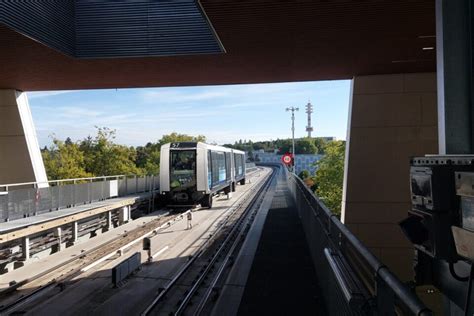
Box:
(305, 100), (314, 138)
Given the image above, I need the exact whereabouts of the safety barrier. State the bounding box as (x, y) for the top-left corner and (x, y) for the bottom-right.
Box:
(287, 172), (432, 315)
(112, 252), (141, 287)
(0, 175), (159, 222)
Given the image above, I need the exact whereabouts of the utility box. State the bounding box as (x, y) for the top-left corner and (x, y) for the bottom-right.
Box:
(455, 172), (474, 232)
(400, 156), (474, 263)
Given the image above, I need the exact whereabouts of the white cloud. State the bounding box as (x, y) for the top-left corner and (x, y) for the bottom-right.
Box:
(59, 106), (102, 118)
(142, 90), (228, 104)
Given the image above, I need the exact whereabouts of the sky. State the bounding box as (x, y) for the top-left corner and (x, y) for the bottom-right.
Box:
(27, 80), (351, 147)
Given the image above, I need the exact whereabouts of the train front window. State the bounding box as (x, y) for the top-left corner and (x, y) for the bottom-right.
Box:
(170, 150), (196, 189)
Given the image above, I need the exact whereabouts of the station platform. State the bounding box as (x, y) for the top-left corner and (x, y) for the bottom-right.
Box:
(0, 192), (151, 242)
(237, 171), (326, 314)
(0, 209), (167, 291)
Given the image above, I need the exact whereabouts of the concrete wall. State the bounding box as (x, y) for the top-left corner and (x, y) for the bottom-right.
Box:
(254, 152), (322, 175)
(0, 90), (47, 185)
(342, 73), (438, 281)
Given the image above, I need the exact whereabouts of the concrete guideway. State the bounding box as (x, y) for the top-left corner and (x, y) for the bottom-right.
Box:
(0, 168), (271, 315)
(0, 209), (173, 313)
(0, 191), (154, 274)
(141, 167), (277, 315)
(236, 168), (326, 315)
(211, 166), (278, 315)
(0, 193), (151, 242)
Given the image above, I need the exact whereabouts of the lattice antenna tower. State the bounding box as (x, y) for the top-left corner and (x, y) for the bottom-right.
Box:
(305, 100), (314, 138)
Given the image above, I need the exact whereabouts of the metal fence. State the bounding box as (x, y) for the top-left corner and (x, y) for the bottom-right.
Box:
(287, 172), (432, 315)
(0, 175), (159, 222)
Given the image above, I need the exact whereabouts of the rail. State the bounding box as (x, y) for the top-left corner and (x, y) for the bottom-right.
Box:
(287, 170), (432, 315)
(0, 175), (159, 222)
(0, 211), (182, 314)
(142, 166), (276, 315)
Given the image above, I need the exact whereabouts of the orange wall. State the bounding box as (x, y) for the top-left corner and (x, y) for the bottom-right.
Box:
(342, 73), (438, 280)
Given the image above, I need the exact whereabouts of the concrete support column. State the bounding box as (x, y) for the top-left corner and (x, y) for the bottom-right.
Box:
(342, 73), (438, 281)
(21, 237), (30, 261)
(71, 221), (78, 244)
(0, 90), (48, 185)
(107, 211), (112, 229)
(53, 227), (63, 252)
(432, 1), (474, 313)
(119, 206), (130, 224)
(436, 0), (474, 153)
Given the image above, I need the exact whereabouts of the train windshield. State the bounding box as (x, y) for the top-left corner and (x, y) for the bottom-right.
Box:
(170, 150), (196, 189)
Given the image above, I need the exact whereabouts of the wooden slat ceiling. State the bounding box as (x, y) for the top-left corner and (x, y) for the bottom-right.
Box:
(0, 0), (436, 91)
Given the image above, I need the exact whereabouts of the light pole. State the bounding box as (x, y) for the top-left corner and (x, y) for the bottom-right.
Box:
(286, 106), (299, 173)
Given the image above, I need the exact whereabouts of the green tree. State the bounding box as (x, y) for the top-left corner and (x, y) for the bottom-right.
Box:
(296, 137), (317, 154)
(158, 132), (206, 146)
(298, 169), (310, 179)
(314, 141), (345, 216)
(42, 129), (209, 180)
(314, 137), (328, 154)
(136, 142), (159, 175)
(143, 150), (161, 175)
(82, 127), (143, 176)
(275, 139), (292, 154)
(42, 139), (92, 180)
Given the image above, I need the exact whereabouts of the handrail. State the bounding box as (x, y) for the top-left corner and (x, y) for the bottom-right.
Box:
(0, 174), (160, 222)
(289, 173), (432, 315)
(0, 174), (158, 190)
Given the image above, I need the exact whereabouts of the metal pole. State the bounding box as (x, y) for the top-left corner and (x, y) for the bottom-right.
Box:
(286, 106), (299, 173)
(291, 108), (295, 173)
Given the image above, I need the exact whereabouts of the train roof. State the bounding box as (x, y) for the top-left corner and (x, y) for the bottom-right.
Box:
(161, 142), (245, 155)
(232, 148), (245, 155)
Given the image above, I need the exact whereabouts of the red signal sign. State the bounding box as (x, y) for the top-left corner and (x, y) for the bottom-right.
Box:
(281, 153), (293, 165)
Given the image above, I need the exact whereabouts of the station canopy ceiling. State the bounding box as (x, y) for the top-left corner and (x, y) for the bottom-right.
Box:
(0, 0), (436, 91)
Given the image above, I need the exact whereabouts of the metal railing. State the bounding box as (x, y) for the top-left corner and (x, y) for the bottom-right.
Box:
(287, 171), (432, 315)
(0, 175), (159, 222)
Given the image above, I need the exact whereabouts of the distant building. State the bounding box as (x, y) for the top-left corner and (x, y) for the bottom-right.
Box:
(316, 136), (336, 142)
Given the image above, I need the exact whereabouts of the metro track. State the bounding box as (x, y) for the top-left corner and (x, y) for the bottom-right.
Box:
(141, 166), (278, 316)
(0, 210), (186, 315)
(0, 167), (270, 315)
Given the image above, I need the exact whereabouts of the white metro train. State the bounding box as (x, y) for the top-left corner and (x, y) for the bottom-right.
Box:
(159, 142), (246, 208)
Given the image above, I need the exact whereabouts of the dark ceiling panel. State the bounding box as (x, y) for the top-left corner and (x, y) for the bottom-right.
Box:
(0, 1), (75, 56)
(0, 0), (222, 59)
(75, 0), (223, 58)
(0, 0), (436, 90)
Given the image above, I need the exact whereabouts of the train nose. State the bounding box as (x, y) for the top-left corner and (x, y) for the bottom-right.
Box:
(175, 192), (189, 202)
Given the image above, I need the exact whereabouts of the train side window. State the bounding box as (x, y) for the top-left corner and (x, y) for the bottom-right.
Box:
(225, 152), (231, 180)
(236, 154), (243, 176)
(211, 151), (219, 186)
(217, 152), (226, 182)
(208, 150), (212, 189)
(234, 153), (238, 175)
